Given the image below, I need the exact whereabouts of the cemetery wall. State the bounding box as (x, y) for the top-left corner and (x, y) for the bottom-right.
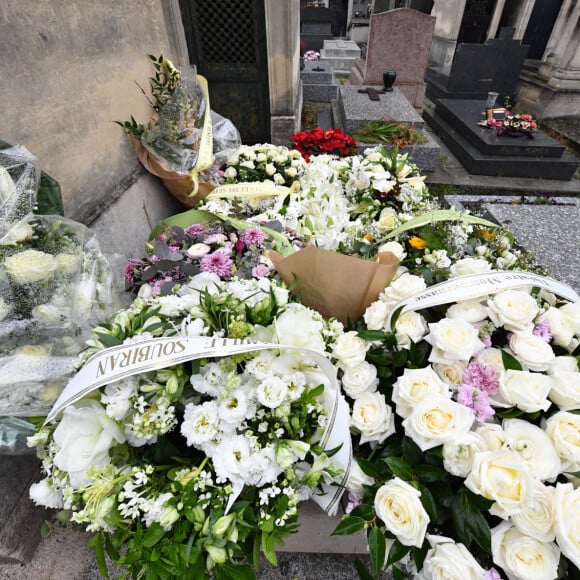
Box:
(0, 0), (181, 224)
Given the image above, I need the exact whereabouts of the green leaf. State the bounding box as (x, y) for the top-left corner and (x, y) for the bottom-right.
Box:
(354, 558), (375, 580)
(142, 523), (166, 548)
(349, 504), (375, 521)
(402, 436), (424, 466)
(219, 562), (256, 580)
(451, 490), (492, 552)
(87, 533), (110, 579)
(261, 531), (278, 566)
(413, 464), (449, 483)
(357, 329), (386, 342)
(501, 349), (523, 371)
(94, 332), (123, 348)
(331, 516), (366, 536)
(495, 407), (525, 419)
(384, 457), (413, 480)
(368, 526), (387, 576)
(418, 484), (437, 522)
(385, 539), (412, 568)
(37, 171), (65, 216)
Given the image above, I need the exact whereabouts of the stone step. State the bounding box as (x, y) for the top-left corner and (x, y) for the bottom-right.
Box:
(424, 103), (579, 180)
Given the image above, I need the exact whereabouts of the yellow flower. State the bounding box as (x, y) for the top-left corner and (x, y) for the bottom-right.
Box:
(364, 233), (375, 242)
(480, 230), (495, 241)
(409, 237), (427, 250)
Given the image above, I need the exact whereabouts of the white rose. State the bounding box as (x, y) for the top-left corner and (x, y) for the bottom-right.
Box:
(395, 311), (428, 349)
(265, 163), (276, 176)
(376, 207), (399, 231)
(4, 249), (59, 284)
(449, 257), (492, 277)
(273, 173), (285, 185)
(380, 274), (426, 311)
(346, 458), (375, 499)
(332, 330), (369, 368)
(224, 166), (237, 179)
(560, 301), (580, 333)
(425, 318), (485, 364)
(487, 289), (539, 333)
(542, 306), (576, 350)
(226, 153), (239, 165)
(374, 477), (429, 547)
(32, 304), (69, 325)
(3, 220), (34, 244)
(351, 391), (395, 445)
(0, 297), (9, 322)
(553, 483), (580, 569)
(274, 305), (325, 352)
(475, 422), (506, 451)
(508, 332), (555, 372)
(432, 360), (467, 386)
(446, 299), (489, 323)
(464, 449), (533, 516)
(392, 367), (451, 419)
(492, 521), (560, 580)
(544, 411), (580, 473)
(416, 536), (485, 580)
(363, 300), (388, 331)
(341, 361), (379, 399)
(503, 419), (561, 482)
(549, 369), (580, 411)
(29, 478), (64, 509)
(474, 347), (505, 375)
(403, 396), (474, 451)
(499, 370), (551, 413)
(443, 431), (488, 477)
(56, 253), (82, 275)
(378, 241), (406, 261)
(512, 480), (556, 543)
(285, 166), (297, 178)
(549, 356), (579, 374)
(52, 400), (126, 488)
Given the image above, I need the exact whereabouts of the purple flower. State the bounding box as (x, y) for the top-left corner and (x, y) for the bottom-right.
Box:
(205, 233), (227, 245)
(462, 362), (499, 395)
(344, 492), (362, 514)
(200, 249), (234, 278)
(484, 569), (502, 580)
(124, 259), (145, 287)
(533, 316), (552, 342)
(457, 384), (495, 422)
(252, 263), (271, 278)
(240, 228), (266, 247)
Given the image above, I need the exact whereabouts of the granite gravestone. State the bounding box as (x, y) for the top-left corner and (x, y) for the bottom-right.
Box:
(425, 28), (530, 104)
(301, 21), (334, 52)
(301, 60), (339, 103)
(331, 85), (440, 171)
(350, 8), (435, 110)
(319, 39), (361, 73)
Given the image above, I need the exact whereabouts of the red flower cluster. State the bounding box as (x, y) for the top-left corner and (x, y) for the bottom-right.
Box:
(291, 127), (358, 162)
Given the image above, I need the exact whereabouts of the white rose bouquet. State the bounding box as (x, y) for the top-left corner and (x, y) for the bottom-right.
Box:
(28, 274), (350, 579)
(334, 282), (580, 579)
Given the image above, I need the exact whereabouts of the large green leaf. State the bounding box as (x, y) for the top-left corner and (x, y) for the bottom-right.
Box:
(331, 516), (367, 536)
(368, 526), (387, 576)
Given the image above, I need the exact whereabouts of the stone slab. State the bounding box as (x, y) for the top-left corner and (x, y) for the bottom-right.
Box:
(301, 60), (335, 84)
(321, 39), (361, 59)
(0, 456), (47, 564)
(336, 85), (425, 134)
(303, 83), (338, 103)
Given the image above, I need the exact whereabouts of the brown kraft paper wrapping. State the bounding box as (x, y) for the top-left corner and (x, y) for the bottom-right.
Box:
(131, 137), (215, 208)
(270, 246), (399, 324)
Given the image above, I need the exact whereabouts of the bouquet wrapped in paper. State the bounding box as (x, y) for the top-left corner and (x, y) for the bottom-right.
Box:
(117, 55), (241, 207)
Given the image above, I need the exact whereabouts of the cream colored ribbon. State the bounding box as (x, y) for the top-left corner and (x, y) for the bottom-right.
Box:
(386, 270), (580, 329)
(189, 75), (214, 195)
(45, 336), (351, 516)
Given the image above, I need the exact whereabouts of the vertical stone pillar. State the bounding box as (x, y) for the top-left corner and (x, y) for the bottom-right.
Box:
(487, 0), (506, 39)
(428, 0), (467, 72)
(265, 0), (302, 145)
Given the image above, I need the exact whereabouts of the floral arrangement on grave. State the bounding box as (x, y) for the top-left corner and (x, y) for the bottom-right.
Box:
(334, 278), (580, 579)
(352, 121), (427, 148)
(290, 128), (358, 162)
(28, 273), (351, 579)
(0, 145), (116, 418)
(303, 50), (321, 61)
(116, 55), (241, 207)
(124, 211), (303, 298)
(487, 112), (538, 138)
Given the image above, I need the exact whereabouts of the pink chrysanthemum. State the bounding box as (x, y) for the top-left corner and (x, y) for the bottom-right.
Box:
(184, 224), (205, 238)
(200, 249), (234, 278)
(205, 233), (227, 245)
(240, 228), (266, 247)
(462, 362), (499, 395)
(533, 316), (552, 342)
(124, 259), (145, 287)
(457, 384), (495, 422)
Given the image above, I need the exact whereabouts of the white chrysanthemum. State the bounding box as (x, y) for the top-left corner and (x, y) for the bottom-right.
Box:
(181, 401), (221, 446)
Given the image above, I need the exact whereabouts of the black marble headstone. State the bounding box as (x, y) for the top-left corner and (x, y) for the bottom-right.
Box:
(302, 21), (332, 35)
(446, 28), (529, 102)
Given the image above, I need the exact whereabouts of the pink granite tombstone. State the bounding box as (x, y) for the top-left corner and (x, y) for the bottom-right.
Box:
(350, 8), (435, 110)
